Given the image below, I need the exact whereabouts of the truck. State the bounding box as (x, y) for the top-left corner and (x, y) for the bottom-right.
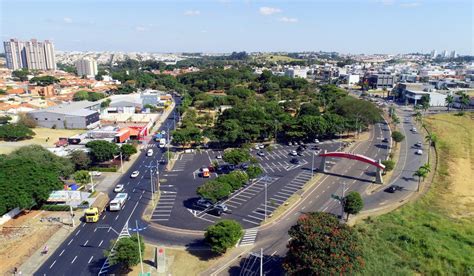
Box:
(159, 138), (166, 148)
(109, 193), (128, 211)
(84, 192), (110, 223)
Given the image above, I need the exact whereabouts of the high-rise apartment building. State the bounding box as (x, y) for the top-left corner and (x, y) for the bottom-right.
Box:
(3, 38), (56, 71)
(75, 58), (98, 78)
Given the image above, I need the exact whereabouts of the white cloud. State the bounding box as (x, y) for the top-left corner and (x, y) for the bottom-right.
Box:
(184, 10), (201, 16)
(135, 26), (147, 32)
(63, 17), (73, 23)
(400, 2), (421, 8)
(378, 0), (395, 5)
(278, 17), (298, 23)
(259, 7), (282, 16)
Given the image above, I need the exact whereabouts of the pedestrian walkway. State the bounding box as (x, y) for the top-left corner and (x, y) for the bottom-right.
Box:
(172, 153), (194, 172)
(150, 191), (177, 222)
(239, 228), (258, 246)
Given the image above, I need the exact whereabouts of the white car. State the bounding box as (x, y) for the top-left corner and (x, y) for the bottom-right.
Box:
(130, 171), (140, 178)
(411, 127), (417, 133)
(89, 171), (102, 177)
(259, 144), (265, 149)
(147, 149), (153, 157)
(114, 184), (124, 193)
(216, 154), (222, 159)
(415, 149), (423, 155)
(290, 150), (298, 156)
(314, 139), (320, 144)
(415, 141), (423, 147)
(254, 144), (260, 150)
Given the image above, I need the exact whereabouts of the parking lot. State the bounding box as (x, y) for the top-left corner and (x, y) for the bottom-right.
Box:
(149, 141), (343, 230)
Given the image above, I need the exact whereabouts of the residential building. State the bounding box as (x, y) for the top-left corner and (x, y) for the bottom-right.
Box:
(3, 38), (56, 70)
(75, 58), (98, 78)
(28, 101), (100, 129)
(284, 68), (308, 78)
(430, 50), (437, 58)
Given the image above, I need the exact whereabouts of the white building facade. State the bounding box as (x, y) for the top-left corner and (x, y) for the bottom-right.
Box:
(3, 38), (56, 70)
(75, 59), (98, 78)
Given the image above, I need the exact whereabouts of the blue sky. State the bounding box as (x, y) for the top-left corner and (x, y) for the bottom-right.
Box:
(1, 0), (472, 54)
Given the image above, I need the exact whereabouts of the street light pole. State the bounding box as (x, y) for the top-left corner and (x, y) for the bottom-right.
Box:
(69, 192), (75, 227)
(260, 248), (263, 276)
(167, 127), (170, 169)
(340, 182), (346, 220)
(264, 178), (267, 222)
(119, 152), (123, 173)
(150, 166), (154, 204)
(136, 220), (144, 275)
(90, 174), (95, 193)
(311, 151), (315, 178)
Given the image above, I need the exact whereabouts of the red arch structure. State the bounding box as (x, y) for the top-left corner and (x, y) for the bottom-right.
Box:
(318, 151), (385, 183)
(319, 152), (385, 170)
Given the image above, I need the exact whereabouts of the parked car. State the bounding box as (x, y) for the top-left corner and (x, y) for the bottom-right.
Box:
(257, 151), (265, 157)
(314, 139), (320, 144)
(415, 149), (423, 155)
(288, 141), (293, 146)
(240, 163), (249, 170)
(384, 185), (403, 193)
(254, 144), (260, 150)
(290, 158), (300, 164)
(196, 198), (213, 209)
(290, 150), (298, 156)
(259, 144), (265, 149)
(89, 171), (102, 177)
(114, 184), (124, 193)
(297, 145), (306, 152)
(130, 171), (140, 178)
(216, 154), (222, 159)
(213, 203), (229, 213)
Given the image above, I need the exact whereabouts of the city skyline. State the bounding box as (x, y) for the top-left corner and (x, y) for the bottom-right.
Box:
(0, 0), (473, 55)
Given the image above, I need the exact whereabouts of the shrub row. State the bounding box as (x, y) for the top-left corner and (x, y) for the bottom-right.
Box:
(197, 171), (249, 203)
(90, 166), (118, 172)
(40, 204), (74, 211)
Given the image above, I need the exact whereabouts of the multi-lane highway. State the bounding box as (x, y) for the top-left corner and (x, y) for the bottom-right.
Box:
(36, 98), (183, 275)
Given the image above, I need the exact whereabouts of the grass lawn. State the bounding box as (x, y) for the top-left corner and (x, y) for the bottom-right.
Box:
(356, 113), (474, 275)
(252, 54), (300, 63)
(0, 128), (83, 154)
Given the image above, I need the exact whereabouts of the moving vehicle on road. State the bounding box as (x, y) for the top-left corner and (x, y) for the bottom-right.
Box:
(159, 138), (166, 148)
(109, 193), (128, 211)
(84, 192), (110, 223)
(415, 149), (423, 155)
(114, 184), (124, 192)
(130, 171), (140, 178)
(147, 149), (153, 156)
(411, 127), (417, 133)
(382, 138), (389, 143)
(384, 185), (403, 193)
(415, 141), (423, 147)
(290, 158), (300, 164)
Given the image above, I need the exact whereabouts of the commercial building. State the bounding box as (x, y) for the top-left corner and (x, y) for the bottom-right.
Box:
(3, 38), (56, 71)
(28, 101), (100, 129)
(363, 73), (397, 89)
(285, 68), (308, 78)
(75, 58), (98, 78)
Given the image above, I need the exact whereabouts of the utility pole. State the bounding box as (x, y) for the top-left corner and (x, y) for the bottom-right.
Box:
(340, 182), (346, 220)
(167, 126), (170, 170)
(150, 167), (154, 204)
(119, 152), (123, 173)
(136, 220), (144, 275)
(90, 173), (95, 193)
(264, 177), (267, 222)
(260, 248), (263, 276)
(156, 161), (160, 191)
(69, 192), (75, 227)
(311, 151), (315, 178)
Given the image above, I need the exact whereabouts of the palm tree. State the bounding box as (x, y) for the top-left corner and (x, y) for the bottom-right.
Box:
(392, 114), (400, 129)
(460, 93), (470, 111)
(445, 95), (454, 111)
(425, 133), (438, 149)
(413, 167), (428, 192)
(415, 111), (422, 125)
(421, 163), (431, 175)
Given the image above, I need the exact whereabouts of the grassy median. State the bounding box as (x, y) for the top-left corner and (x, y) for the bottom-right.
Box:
(356, 112), (474, 275)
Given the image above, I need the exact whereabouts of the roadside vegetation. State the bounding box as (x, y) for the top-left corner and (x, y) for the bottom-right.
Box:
(205, 220), (243, 254)
(356, 113), (474, 275)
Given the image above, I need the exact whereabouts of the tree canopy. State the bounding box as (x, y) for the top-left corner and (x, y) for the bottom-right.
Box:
(223, 148), (251, 165)
(283, 212), (364, 275)
(0, 123), (35, 141)
(29, 75), (60, 86)
(107, 234), (145, 270)
(205, 220), (243, 254)
(343, 191), (364, 220)
(86, 140), (119, 163)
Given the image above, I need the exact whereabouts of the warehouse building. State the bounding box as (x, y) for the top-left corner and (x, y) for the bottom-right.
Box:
(28, 101), (100, 129)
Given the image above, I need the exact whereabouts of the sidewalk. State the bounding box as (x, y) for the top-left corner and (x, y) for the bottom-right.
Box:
(19, 215), (82, 275)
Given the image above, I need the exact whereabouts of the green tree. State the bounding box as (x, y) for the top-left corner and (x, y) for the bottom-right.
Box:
(101, 98), (111, 108)
(223, 148), (251, 165)
(73, 170), (90, 185)
(413, 164), (430, 192)
(343, 191), (364, 221)
(17, 113), (37, 128)
(391, 114), (400, 129)
(0, 124), (35, 141)
(445, 95), (454, 111)
(120, 144), (137, 160)
(197, 180), (232, 203)
(381, 159), (395, 173)
(107, 234), (145, 270)
(12, 69), (30, 81)
(86, 140), (119, 163)
(391, 131), (405, 146)
(283, 212), (364, 275)
(73, 91), (89, 101)
(425, 133), (438, 149)
(0, 115), (12, 124)
(205, 220), (243, 254)
(69, 150), (91, 170)
(29, 76), (60, 86)
(246, 166), (263, 179)
(459, 93), (470, 110)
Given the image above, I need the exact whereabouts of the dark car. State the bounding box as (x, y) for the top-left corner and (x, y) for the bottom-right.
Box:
(195, 198), (213, 209)
(207, 207), (223, 216)
(384, 185), (403, 193)
(297, 145), (306, 152)
(382, 138), (389, 143)
(240, 163), (249, 170)
(257, 151), (265, 157)
(297, 150), (304, 156)
(290, 158), (300, 164)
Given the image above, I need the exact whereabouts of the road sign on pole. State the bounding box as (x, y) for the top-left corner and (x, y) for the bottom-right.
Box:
(157, 247), (166, 273)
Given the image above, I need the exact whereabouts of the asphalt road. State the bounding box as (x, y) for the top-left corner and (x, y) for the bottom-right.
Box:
(220, 103), (427, 275)
(35, 97), (184, 275)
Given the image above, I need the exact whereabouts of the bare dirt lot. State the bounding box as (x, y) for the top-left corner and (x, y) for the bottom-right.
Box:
(0, 210), (69, 275)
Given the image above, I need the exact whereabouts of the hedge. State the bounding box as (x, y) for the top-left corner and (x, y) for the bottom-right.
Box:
(90, 166), (118, 172)
(197, 171), (249, 203)
(40, 204), (74, 211)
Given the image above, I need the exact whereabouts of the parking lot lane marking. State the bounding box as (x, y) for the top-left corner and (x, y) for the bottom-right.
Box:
(71, 256), (78, 264)
(156, 201), (175, 205)
(226, 203), (238, 208)
(115, 214), (120, 220)
(269, 197), (286, 203)
(88, 256), (94, 264)
(155, 205), (174, 208)
(99, 240), (103, 247)
(152, 214), (171, 217)
(236, 194), (253, 199)
(75, 230), (81, 236)
(153, 210), (173, 213)
(59, 249), (65, 256)
(83, 240), (89, 246)
(248, 214), (265, 220)
(68, 239), (74, 246)
(273, 194), (288, 200)
(49, 260), (56, 269)
(150, 218), (170, 221)
(242, 219), (261, 225)
(231, 197), (248, 202)
(267, 166), (275, 173)
(82, 223), (86, 228)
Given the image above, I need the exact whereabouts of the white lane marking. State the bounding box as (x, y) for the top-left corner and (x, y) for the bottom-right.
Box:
(59, 249), (65, 256)
(83, 240), (89, 246)
(49, 260), (56, 269)
(82, 223), (86, 228)
(75, 230), (81, 236)
(115, 214), (120, 220)
(67, 239), (74, 246)
(102, 214), (106, 219)
(99, 240), (103, 247)
(71, 255), (78, 264)
(88, 256), (94, 263)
